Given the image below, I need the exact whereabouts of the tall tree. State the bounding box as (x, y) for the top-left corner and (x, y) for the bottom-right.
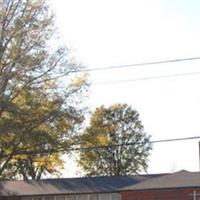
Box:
(78, 104), (151, 176)
(0, 0), (88, 179)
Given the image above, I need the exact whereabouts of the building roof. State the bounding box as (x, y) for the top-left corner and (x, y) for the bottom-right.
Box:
(1, 170), (200, 196)
(122, 170), (200, 191)
(0, 174), (163, 196)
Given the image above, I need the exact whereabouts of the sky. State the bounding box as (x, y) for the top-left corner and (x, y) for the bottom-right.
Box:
(50, 0), (200, 177)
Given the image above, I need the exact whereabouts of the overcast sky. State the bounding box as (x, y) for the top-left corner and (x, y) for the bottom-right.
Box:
(50, 0), (200, 177)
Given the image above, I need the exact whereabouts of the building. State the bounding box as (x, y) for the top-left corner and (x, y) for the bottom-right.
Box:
(0, 170), (200, 200)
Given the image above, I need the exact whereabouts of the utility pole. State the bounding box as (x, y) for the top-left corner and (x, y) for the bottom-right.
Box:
(199, 141), (200, 171)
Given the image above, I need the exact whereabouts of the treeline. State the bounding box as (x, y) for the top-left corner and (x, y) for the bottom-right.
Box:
(0, 0), (151, 180)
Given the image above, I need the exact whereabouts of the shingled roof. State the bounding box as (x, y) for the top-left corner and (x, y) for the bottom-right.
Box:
(0, 170), (199, 197)
(122, 170), (200, 191)
(0, 174), (163, 196)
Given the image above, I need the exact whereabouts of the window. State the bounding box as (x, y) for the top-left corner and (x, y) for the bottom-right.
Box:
(44, 196), (54, 200)
(65, 195), (76, 200)
(8, 198), (21, 200)
(22, 197), (43, 200)
(89, 194), (98, 200)
(55, 196), (65, 200)
(21, 197), (33, 200)
(76, 195), (88, 200)
(33, 197), (43, 200)
(111, 193), (120, 200)
(98, 193), (111, 200)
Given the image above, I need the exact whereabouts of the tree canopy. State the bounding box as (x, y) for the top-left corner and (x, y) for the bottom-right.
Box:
(0, 0), (88, 179)
(78, 104), (151, 176)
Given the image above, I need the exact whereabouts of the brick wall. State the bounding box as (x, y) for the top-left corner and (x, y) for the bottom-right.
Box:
(121, 188), (200, 200)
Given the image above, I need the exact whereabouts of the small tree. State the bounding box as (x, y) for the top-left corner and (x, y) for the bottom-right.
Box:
(78, 104), (151, 176)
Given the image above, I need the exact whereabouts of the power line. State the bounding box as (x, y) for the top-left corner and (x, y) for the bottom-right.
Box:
(4, 136), (200, 157)
(78, 56), (200, 73)
(70, 136), (200, 151)
(93, 70), (200, 85)
(39, 56), (200, 88)
(52, 70), (200, 89)
(152, 136), (200, 144)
